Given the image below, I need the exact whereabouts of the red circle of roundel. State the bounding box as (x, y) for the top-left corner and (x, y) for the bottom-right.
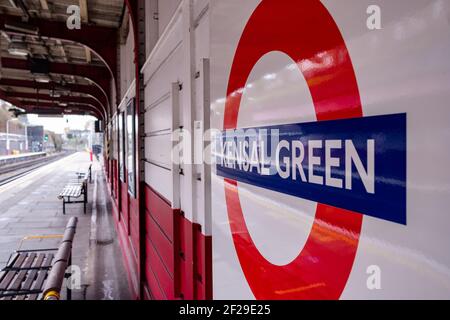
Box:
(223, 0), (364, 300)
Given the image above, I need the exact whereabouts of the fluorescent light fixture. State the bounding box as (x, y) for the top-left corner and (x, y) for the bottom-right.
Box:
(8, 40), (30, 56)
(34, 73), (51, 83)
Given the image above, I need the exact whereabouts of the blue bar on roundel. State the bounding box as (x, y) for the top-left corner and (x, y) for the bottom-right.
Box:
(216, 113), (407, 225)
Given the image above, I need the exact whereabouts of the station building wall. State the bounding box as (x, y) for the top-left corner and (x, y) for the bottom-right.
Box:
(106, 0), (212, 300)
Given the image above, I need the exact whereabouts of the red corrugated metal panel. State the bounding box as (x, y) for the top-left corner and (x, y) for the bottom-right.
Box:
(145, 212), (174, 275)
(179, 215), (195, 300)
(143, 285), (152, 300)
(204, 235), (213, 300)
(144, 257), (166, 300)
(146, 237), (175, 299)
(145, 185), (175, 242)
(113, 183), (215, 301)
(143, 185), (182, 300)
(194, 225), (213, 300)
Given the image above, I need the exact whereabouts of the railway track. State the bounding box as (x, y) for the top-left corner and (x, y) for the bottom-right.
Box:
(0, 152), (73, 187)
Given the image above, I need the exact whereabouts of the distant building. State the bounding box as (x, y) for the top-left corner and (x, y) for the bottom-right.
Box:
(0, 102), (28, 155)
(27, 126), (44, 153)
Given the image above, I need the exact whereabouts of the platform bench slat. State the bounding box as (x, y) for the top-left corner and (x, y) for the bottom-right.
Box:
(0, 218), (78, 300)
(58, 180), (87, 215)
(0, 271), (16, 291)
(58, 184), (83, 199)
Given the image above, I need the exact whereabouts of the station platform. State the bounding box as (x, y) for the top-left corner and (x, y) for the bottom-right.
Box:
(0, 152), (47, 166)
(0, 152), (131, 300)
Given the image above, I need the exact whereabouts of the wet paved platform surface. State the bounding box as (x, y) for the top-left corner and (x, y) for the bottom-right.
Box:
(0, 152), (131, 300)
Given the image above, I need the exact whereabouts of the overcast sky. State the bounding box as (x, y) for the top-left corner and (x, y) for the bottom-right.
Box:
(26, 114), (95, 134)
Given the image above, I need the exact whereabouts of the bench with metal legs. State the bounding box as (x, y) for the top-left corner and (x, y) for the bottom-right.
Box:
(0, 218), (78, 300)
(58, 181), (87, 215)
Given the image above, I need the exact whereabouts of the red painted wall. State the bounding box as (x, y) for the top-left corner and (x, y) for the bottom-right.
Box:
(106, 167), (139, 299)
(144, 185), (180, 300)
(143, 185), (212, 300)
(194, 226), (213, 300)
(108, 168), (212, 300)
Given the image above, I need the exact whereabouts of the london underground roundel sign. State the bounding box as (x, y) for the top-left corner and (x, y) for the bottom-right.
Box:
(223, 0), (364, 300)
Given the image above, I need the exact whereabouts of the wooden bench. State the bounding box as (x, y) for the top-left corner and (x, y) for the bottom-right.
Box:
(0, 218), (78, 300)
(58, 181), (87, 215)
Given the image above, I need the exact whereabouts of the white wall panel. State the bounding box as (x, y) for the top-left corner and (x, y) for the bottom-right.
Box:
(194, 0), (209, 21)
(143, 1), (185, 206)
(192, 10), (211, 232)
(145, 162), (172, 202)
(145, 0), (159, 57)
(144, 97), (172, 134)
(144, 45), (183, 107)
(145, 134), (172, 169)
(158, 0), (182, 37)
(143, 18), (183, 85)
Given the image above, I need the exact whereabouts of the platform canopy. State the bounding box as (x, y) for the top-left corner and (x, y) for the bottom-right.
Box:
(0, 0), (127, 120)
